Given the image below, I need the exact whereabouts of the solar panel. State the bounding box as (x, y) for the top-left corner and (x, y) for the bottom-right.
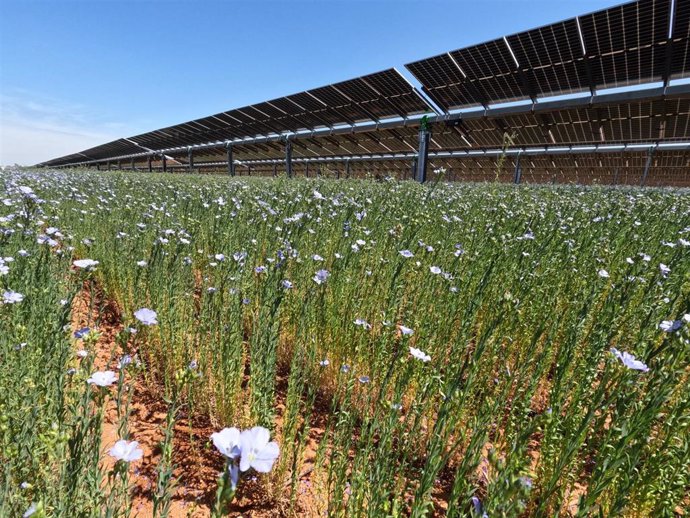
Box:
(578, 0), (670, 89)
(671, 0), (690, 78)
(406, 0), (680, 111)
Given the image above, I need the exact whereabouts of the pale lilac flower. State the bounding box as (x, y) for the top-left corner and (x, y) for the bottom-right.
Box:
(659, 320), (682, 332)
(134, 308), (158, 326)
(319, 359), (330, 367)
(76, 349), (88, 358)
(471, 496), (488, 517)
(87, 370), (118, 387)
(109, 439), (143, 463)
(354, 318), (371, 329)
(659, 263), (671, 278)
(610, 348), (649, 372)
(211, 427), (241, 459)
(399, 250), (414, 258)
(312, 254), (324, 262)
(215, 254), (226, 262)
(73, 259), (99, 269)
(358, 375), (370, 384)
(313, 269), (330, 285)
(23, 503), (38, 518)
(3, 290), (24, 304)
(281, 280), (293, 289)
(340, 364), (351, 373)
(430, 266), (442, 275)
(409, 346), (431, 362)
(598, 269), (609, 278)
(255, 266), (267, 274)
(118, 355), (133, 369)
(239, 427), (280, 473)
(398, 325), (414, 336)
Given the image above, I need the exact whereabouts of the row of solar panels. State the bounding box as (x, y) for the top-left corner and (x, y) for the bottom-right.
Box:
(41, 0), (690, 167)
(144, 150), (690, 186)
(96, 97), (689, 164)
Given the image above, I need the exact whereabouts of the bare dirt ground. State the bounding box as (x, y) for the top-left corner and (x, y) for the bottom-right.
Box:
(71, 282), (325, 517)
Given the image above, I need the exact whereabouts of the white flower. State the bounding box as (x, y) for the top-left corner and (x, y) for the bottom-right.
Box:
(23, 502), (38, 517)
(109, 439), (143, 462)
(73, 259), (99, 269)
(211, 427), (241, 459)
(610, 348), (649, 372)
(659, 320), (682, 332)
(598, 269), (610, 278)
(409, 346), (431, 362)
(399, 250), (414, 258)
(136, 260), (147, 267)
(354, 318), (371, 329)
(429, 266), (442, 275)
(659, 263), (671, 278)
(398, 325), (414, 336)
(3, 290), (24, 304)
(134, 308), (158, 326)
(239, 427), (280, 473)
(319, 359), (330, 367)
(87, 370), (117, 387)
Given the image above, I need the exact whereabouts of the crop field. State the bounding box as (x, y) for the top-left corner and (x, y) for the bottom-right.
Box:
(1, 169), (689, 518)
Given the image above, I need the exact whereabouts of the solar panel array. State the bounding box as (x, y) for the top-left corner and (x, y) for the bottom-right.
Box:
(39, 0), (690, 186)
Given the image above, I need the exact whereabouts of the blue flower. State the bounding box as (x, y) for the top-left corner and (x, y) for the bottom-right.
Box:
(74, 327), (91, 339)
(313, 269), (330, 285)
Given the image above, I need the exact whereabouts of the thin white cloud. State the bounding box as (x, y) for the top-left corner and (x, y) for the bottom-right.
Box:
(0, 89), (131, 166)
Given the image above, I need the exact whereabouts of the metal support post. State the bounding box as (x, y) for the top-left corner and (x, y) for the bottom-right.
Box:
(162, 154), (167, 173)
(117, 160), (122, 170)
(346, 159), (351, 179)
(187, 148), (194, 173)
(147, 156), (152, 172)
(273, 163), (277, 177)
(514, 152), (523, 184)
(226, 144), (234, 176)
(416, 125), (430, 183)
(641, 146), (656, 186)
(411, 157), (418, 180)
(130, 158), (135, 170)
(285, 139), (293, 178)
(305, 162), (310, 178)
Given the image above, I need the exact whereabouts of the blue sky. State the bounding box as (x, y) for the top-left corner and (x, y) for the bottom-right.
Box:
(0, 0), (623, 165)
